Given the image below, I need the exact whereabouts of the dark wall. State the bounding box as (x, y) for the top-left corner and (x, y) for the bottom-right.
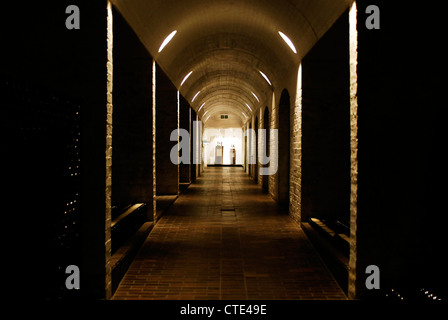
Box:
(2, 1), (109, 299)
(155, 64), (179, 195)
(112, 7), (153, 208)
(190, 108), (198, 182)
(278, 89), (291, 206)
(179, 94), (191, 184)
(355, 0), (447, 297)
(3, 79), (82, 299)
(301, 11), (351, 228)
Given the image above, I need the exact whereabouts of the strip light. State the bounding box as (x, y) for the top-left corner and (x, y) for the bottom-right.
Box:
(180, 71), (193, 86)
(158, 30), (177, 53)
(259, 70), (272, 86)
(251, 92), (260, 102)
(278, 31), (297, 54)
(192, 91), (201, 102)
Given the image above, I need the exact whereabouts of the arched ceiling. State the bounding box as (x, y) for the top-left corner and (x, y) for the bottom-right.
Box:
(111, 0), (352, 128)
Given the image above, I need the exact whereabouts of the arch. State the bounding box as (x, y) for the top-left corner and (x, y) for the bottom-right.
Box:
(111, 0), (351, 131)
(262, 106), (270, 193)
(278, 89), (291, 207)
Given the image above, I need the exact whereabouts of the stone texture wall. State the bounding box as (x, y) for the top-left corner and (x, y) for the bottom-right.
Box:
(289, 65), (303, 223)
(104, 1), (114, 298)
(269, 93), (279, 201)
(348, 1), (359, 300)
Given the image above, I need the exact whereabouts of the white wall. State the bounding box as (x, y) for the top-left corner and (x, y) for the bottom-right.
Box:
(203, 127), (244, 165)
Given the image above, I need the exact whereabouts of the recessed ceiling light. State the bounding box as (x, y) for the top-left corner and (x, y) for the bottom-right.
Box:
(192, 91), (201, 102)
(278, 31), (297, 54)
(245, 103), (253, 112)
(158, 30), (177, 53)
(198, 102), (205, 112)
(180, 71), (193, 86)
(251, 92), (260, 102)
(259, 70), (272, 86)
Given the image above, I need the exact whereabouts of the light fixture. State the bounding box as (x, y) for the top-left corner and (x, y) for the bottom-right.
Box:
(259, 70), (272, 86)
(278, 31), (297, 54)
(158, 30), (177, 53)
(198, 102), (205, 112)
(192, 91), (201, 102)
(180, 71), (193, 86)
(251, 91), (260, 102)
(245, 103), (252, 112)
(242, 112), (248, 119)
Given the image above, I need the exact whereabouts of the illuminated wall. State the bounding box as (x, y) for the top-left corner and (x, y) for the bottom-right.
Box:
(203, 128), (244, 165)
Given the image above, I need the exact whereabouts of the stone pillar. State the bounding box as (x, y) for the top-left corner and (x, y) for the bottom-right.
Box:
(80, 0), (113, 299)
(277, 89), (291, 207)
(190, 108), (197, 182)
(348, 1), (359, 300)
(155, 64), (179, 196)
(289, 65), (303, 223)
(179, 94), (191, 184)
(192, 117), (203, 178)
(269, 92), (279, 201)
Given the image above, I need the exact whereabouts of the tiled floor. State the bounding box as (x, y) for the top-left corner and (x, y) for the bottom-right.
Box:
(111, 167), (347, 300)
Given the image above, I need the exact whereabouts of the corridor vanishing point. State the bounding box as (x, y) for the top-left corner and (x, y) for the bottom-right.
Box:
(3, 0), (447, 302)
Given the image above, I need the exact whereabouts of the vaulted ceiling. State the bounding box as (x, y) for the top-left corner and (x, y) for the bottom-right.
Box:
(111, 0), (352, 128)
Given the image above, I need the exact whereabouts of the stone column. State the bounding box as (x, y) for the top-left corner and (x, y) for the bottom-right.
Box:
(81, 0), (113, 299)
(155, 64), (179, 197)
(179, 94), (191, 184)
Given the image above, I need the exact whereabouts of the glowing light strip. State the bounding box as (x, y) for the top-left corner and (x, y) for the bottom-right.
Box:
(259, 70), (272, 86)
(251, 91), (260, 102)
(242, 112), (248, 119)
(180, 71), (193, 86)
(192, 91), (201, 102)
(245, 103), (253, 112)
(278, 31), (297, 54)
(158, 30), (177, 53)
(198, 102), (205, 112)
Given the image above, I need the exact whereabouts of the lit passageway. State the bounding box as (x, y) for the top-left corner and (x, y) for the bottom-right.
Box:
(3, 0), (446, 302)
(112, 167), (346, 300)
